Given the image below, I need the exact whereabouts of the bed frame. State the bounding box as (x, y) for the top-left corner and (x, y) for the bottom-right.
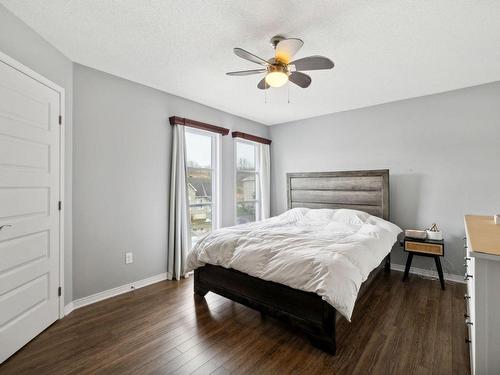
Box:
(194, 169), (390, 354)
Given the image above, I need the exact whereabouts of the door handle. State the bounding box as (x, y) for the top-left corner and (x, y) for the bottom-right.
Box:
(0, 224), (12, 231)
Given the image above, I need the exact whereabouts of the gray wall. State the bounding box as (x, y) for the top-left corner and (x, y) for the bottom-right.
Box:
(4, 0), (500, 298)
(73, 64), (268, 299)
(270, 81), (500, 277)
(0, 4), (73, 304)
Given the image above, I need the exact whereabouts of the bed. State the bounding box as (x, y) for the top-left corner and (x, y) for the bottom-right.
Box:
(189, 169), (397, 354)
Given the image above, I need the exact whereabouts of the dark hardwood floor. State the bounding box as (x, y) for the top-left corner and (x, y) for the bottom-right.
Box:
(0, 271), (469, 375)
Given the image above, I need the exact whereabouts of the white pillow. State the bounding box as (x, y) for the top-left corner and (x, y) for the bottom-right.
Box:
(331, 209), (370, 225)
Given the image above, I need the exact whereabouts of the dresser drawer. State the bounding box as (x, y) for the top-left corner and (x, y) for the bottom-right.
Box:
(405, 241), (443, 255)
(466, 322), (475, 374)
(465, 253), (474, 293)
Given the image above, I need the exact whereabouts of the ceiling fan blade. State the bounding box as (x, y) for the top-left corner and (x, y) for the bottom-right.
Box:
(257, 78), (270, 90)
(234, 48), (269, 66)
(288, 72), (311, 88)
(275, 38), (304, 63)
(290, 56), (334, 71)
(226, 69), (267, 76)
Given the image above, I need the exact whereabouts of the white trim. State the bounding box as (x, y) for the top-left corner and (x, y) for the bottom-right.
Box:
(391, 264), (465, 284)
(215, 133), (222, 229)
(0, 50), (64, 92)
(64, 302), (74, 316)
(63, 266), (462, 316)
(65, 273), (167, 316)
(58, 83), (65, 319)
(185, 127), (220, 242)
(234, 138), (261, 224)
(0, 50), (66, 318)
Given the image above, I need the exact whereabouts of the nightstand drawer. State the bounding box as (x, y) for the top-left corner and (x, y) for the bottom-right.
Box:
(405, 241), (443, 255)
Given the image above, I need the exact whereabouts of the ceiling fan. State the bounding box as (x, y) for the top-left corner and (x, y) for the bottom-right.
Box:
(226, 35), (334, 89)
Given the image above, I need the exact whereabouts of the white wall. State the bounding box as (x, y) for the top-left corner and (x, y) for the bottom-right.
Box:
(270, 82), (500, 276)
(0, 4), (73, 304)
(73, 64), (268, 299)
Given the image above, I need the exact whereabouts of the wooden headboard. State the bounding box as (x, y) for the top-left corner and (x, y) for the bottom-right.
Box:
(287, 169), (390, 220)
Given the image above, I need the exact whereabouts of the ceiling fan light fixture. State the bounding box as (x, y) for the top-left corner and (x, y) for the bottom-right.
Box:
(265, 71), (288, 88)
(227, 36), (334, 90)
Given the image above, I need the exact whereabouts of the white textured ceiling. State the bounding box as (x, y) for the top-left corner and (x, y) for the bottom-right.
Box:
(2, 1), (500, 125)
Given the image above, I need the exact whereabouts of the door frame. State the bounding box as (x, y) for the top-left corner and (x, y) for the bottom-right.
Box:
(0, 50), (66, 318)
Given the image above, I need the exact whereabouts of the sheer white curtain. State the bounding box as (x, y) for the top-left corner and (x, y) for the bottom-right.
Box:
(167, 124), (190, 280)
(259, 143), (271, 220)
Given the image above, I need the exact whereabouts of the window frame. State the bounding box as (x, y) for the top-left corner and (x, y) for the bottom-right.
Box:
(234, 138), (261, 225)
(185, 127), (221, 246)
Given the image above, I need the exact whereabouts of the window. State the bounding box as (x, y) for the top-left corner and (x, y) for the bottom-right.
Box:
(185, 128), (219, 246)
(235, 140), (260, 224)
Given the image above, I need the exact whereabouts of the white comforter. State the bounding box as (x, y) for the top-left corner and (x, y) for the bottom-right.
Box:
(186, 208), (401, 321)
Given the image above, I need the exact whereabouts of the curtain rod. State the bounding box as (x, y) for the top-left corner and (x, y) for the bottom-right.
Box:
(169, 116), (229, 136)
(232, 131), (272, 145)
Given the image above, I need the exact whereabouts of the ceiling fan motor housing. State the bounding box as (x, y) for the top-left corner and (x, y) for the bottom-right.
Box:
(267, 63), (289, 76)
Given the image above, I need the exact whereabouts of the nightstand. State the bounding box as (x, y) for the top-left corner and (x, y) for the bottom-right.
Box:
(400, 237), (445, 290)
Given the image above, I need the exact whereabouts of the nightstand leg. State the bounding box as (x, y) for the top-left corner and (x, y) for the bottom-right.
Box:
(434, 256), (445, 290)
(402, 253), (413, 282)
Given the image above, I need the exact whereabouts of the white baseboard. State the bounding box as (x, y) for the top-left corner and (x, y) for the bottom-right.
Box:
(64, 302), (75, 316)
(62, 266), (462, 316)
(391, 264), (464, 284)
(64, 272), (167, 316)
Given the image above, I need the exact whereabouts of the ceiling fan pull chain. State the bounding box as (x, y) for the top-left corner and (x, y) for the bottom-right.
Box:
(288, 83), (291, 104)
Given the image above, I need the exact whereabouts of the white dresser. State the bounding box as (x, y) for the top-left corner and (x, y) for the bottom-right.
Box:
(464, 215), (500, 375)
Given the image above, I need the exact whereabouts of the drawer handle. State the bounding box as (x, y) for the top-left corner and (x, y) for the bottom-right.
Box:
(464, 295), (470, 300)
(465, 319), (473, 326)
(465, 338), (472, 344)
(464, 257), (471, 262)
(464, 274), (473, 281)
(464, 313), (470, 318)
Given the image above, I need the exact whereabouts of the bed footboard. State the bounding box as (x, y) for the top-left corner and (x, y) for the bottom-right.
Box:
(194, 264), (337, 353)
(193, 253), (389, 355)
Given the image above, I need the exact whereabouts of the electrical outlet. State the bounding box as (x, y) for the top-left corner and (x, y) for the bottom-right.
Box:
(125, 252), (133, 264)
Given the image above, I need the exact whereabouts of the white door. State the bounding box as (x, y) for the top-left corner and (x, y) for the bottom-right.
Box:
(0, 56), (62, 363)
